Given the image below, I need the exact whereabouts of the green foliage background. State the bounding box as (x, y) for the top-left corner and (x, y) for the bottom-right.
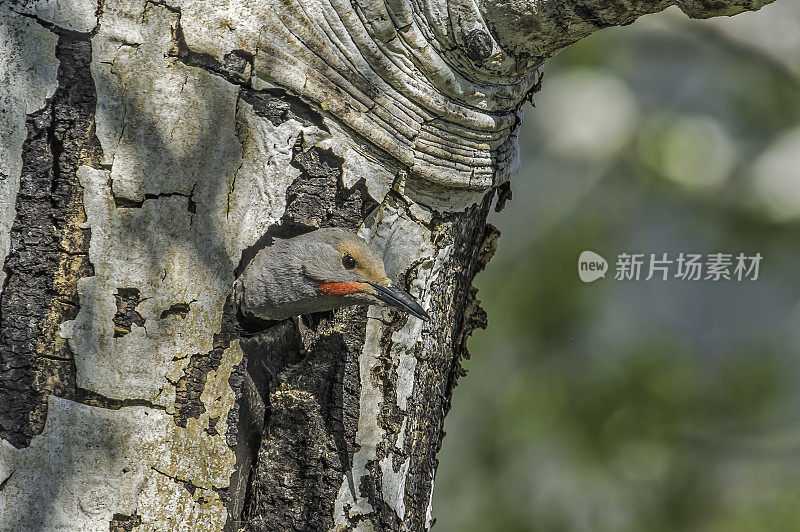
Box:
(435, 3), (800, 531)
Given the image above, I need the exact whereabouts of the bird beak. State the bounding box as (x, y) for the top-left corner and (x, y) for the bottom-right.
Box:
(368, 283), (431, 321)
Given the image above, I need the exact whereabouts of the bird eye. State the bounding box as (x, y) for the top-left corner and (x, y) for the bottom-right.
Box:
(342, 253), (356, 270)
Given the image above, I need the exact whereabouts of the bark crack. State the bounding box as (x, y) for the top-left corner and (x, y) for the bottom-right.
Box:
(112, 189), (197, 212)
(75, 389), (168, 411)
(151, 466), (203, 496)
(0, 471), (13, 492)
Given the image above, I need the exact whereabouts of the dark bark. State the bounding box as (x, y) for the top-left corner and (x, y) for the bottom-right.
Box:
(0, 31), (102, 448)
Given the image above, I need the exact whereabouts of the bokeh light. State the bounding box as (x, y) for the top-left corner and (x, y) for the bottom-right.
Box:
(435, 3), (800, 531)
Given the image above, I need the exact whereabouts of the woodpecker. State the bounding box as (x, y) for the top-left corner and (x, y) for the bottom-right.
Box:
(234, 228), (430, 322)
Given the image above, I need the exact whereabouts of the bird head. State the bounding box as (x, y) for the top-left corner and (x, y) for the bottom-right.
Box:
(301, 228), (430, 321)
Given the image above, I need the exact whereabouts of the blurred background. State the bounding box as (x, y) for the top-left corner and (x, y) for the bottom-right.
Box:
(434, 2), (800, 531)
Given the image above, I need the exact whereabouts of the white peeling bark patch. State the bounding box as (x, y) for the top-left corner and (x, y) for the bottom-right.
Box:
(227, 100), (305, 249)
(135, 341), (245, 529)
(0, 397), (165, 530)
(380, 455), (411, 520)
(0, 8), (59, 291)
(318, 118), (396, 204)
(62, 165), (230, 404)
(363, 195), (441, 410)
(425, 475), (435, 529)
(92, 0), (241, 202)
(0, 340), (242, 530)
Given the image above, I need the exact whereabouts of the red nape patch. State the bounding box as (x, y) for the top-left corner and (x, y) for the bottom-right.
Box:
(318, 282), (365, 297)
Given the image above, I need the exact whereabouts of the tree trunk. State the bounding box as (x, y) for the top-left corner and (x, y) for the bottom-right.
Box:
(0, 0), (775, 530)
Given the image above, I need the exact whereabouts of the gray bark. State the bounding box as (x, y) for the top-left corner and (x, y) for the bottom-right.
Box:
(0, 0), (776, 530)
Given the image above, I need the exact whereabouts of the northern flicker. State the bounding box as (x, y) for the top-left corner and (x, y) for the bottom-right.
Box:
(234, 228), (430, 322)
